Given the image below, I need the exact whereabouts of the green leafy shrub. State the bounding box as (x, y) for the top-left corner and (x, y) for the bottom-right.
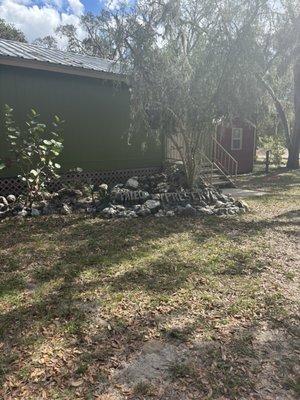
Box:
(1, 105), (64, 204)
(259, 135), (286, 167)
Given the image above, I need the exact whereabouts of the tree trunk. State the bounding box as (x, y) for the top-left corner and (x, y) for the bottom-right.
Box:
(287, 61), (300, 169)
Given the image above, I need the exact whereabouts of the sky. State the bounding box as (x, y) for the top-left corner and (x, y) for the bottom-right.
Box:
(0, 1), (121, 43)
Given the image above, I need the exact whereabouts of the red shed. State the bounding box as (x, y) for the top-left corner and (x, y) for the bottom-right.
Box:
(216, 119), (256, 174)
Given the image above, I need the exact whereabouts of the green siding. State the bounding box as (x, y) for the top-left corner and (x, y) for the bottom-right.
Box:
(0, 65), (163, 178)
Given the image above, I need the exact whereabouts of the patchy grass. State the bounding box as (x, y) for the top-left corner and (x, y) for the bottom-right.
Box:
(0, 169), (299, 399)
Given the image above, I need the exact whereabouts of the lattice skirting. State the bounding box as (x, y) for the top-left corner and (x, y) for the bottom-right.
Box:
(0, 166), (163, 196)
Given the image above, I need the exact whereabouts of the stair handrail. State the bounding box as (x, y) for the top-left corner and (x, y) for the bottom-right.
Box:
(198, 151), (214, 185)
(212, 137), (238, 180)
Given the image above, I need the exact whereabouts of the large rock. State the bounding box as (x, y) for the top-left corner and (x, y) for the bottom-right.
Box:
(0, 196), (8, 206)
(144, 200), (161, 213)
(7, 194), (16, 204)
(57, 188), (83, 199)
(125, 178), (139, 190)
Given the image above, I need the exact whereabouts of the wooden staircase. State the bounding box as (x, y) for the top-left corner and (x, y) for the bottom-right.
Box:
(166, 135), (238, 188)
(197, 153), (236, 188)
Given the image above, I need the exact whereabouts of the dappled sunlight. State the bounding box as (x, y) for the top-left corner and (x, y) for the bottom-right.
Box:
(0, 173), (299, 398)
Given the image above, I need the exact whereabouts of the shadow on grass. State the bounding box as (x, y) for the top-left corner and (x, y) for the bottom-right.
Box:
(0, 206), (299, 397)
(237, 167), (300, 191)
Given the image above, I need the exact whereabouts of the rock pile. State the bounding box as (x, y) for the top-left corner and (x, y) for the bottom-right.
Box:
(0, 166), (249, 220)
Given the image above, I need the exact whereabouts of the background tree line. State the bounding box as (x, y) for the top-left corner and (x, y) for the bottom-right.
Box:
(0, 0), (299, 182)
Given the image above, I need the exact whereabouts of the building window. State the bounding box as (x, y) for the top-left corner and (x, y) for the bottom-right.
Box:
(231, 128), (243, 150)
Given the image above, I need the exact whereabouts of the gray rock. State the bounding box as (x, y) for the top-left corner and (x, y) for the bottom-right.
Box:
(86, 207), (97, 214)
(0, 196), (8, 206)
(136, 206), (151, 217)
(74, 199), (90, 210)
(39, 200), (49, 208)
(215, 200), (225, 208)
(182, 204), (197, 217)
(127, 211), (138, 218)
(7, 194), (16, 204)
(57, 188), (83, 199)
(18, 209), (28, 217)
(102, 207), (117, 218)
(166, 210), (175, 217)
(144, 200), (161, 213)
(99, 183), (108, 191)
(61, 204), (72, 215)
(151, 194), (161, 201)
(0, 203), (7, 212)
(235, 200), (250, 211)
(155, 210), (165, 217)
(117, 211), (128, 218)
(115, 205), (126, 212)
(198, 207), (214, 216)
(31, 208), (41, 217)
(216, 208), (229, 215)
(125, 178), (139, 190)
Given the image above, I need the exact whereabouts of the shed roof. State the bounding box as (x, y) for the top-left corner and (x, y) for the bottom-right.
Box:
(0, 39), (124, 81)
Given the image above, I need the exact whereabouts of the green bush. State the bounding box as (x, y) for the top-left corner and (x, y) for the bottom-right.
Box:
(259, 136), (286, 167)
(1, 105), (64, 204)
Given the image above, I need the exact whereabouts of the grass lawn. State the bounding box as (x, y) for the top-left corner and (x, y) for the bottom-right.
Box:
(0, 168), (299, 399)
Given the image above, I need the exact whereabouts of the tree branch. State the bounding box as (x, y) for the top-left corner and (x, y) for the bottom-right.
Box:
(256, 74), (291, 148)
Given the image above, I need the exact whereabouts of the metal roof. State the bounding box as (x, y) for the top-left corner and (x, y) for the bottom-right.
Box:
(0, 39), (123, 78)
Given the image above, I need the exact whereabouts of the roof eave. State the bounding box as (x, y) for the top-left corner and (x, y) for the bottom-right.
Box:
(0, 56), (128, 83)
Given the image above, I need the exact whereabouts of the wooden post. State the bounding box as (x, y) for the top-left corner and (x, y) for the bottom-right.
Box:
(265, 150), (270, 174)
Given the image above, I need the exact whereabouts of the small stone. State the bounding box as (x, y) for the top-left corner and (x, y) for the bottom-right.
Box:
(235, 200), (250, 211)
(102, 207), (117, 218)
(144, 200), (161, 213)
(125, 178), (139, 190)
(136, 206), (151, 217)
(115, 205), (126, 212)
(0, 196), (8, 206)
(199, 207), (214, 216)
(31, 208), (40, 217)
(86, 207), (96, 214)
(99, 183), (108, 191)
(7, 194), (16, 204)
(39, 200), (48, 208)
(166, 210), (175, 217)
(155, 210), (165, 217)
(18, 209), (28, 217)
(61, 204), (72, 215)
(116, 211), (128, 218)
(127, 211), (138, 218)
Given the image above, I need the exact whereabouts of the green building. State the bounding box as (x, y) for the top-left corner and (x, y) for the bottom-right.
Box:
(0, 39), (163, 194)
